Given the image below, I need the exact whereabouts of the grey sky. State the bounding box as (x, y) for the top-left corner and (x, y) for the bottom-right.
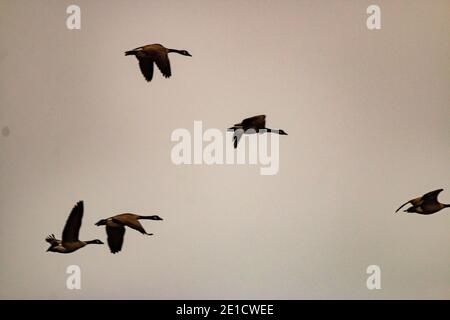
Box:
(0, 0), (449, 299)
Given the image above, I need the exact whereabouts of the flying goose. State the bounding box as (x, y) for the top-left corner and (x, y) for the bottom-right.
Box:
(45, 201), (104, 254)
(95, 214), (163, 254)
(228, 115), (288, 148)
(395, 189), (450, 215)
(125, 44), (191, 82)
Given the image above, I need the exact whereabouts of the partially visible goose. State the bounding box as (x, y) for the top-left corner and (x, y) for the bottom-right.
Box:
(45, 201), (104, 254)
(95, 214), (163, 254)
(228, 115), (288, 148)
(395, 189), (450, 215)
(125, 44), (192, 82)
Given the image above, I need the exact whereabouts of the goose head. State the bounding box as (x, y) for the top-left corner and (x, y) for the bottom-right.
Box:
(148, 215), (163, 220)
(179, 50), (192, 57)
(278, 129), (288, 135)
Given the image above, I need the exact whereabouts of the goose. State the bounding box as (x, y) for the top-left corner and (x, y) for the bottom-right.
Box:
(95, 214), (163, 254)
(45, 201), (104, 253)
(125, 44), (191, 82)
(395, 189), (450, 215)
(228, 115), (288, 148)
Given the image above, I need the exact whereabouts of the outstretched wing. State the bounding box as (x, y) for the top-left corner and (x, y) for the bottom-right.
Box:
(422, 189), (443, 202)
(106, 225), (126, 254)
(154, 53), (172, 78)
(62, 201), (84, 243)
(395, 193), (429, 213)
(233, 129), (244, 148)
(395, 200), (412, 213)
(242, 115), (266, 130)
(138, 58), (154, 82)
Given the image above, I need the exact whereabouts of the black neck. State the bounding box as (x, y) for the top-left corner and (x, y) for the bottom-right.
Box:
(168, 49), (183, 54)
(264, 128), (284, 134)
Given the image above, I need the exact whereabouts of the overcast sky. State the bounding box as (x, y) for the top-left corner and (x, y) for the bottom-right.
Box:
(0, 0), (449, 299)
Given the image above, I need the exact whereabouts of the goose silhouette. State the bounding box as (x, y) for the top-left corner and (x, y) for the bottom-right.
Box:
(45, 201), (104, 254)
(96, 214), (163, 254)
(395, 189), (450, 215)
(228, 115), (287, 148)
(125, 43), (191, 82)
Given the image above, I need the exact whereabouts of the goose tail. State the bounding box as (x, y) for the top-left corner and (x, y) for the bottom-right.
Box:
(125, 50), (137, 56)
(227, 125), (242, 132)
